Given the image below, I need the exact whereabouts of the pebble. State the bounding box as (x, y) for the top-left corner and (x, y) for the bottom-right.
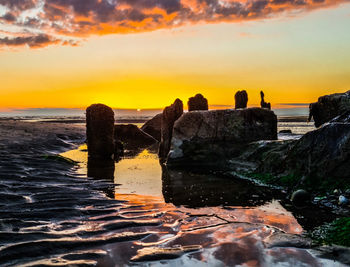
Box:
(291, 189), (310, 207)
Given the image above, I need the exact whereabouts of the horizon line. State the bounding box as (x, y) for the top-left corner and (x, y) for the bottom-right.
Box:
(0, 103), (310, 112)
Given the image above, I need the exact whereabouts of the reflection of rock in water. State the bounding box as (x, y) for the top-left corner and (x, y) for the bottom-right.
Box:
(162, 166), (283, 208)
(87, 158), (115, 198)
(123, 143), (159, 158)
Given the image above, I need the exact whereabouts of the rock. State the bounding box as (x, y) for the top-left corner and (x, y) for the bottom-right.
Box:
(187, 94), (208, 111)
(291, 189), (310, 207)
(115, 140), (124, 159)
(308, 90), (350, 127)
(330, 110), (350, 123)
(86, 104), (115, 160)
(279, 129), (292, 134)
(114, 124), (157, 150)
(159, 99), (184, 161)
(285, 122), (350, 181)
(260, 91), (271, 110)
(141, 113), (162, 141)
(235, 139), (295, 174)
(235, 90), (248, 109)
(167, 108), (277, 169)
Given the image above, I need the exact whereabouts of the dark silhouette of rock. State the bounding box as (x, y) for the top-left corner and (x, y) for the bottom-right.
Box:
(159, 99), (183, 161)
(291, 189), (310, 207)
(167, 108), (277, 169)
(114, 124), (157, 150)
(115, 140), (124, 159)
(260, 91), (271, 110)
(308, 90), (350, 127)
(230, 119), (350, 192)
(285, 122), (350, 181)
(141, 113), (162, 141)
(86, 104), (115, 160)
(329, 110), (350, 123)
(235, 90), (248, 109)
(188, 94), (208, 111)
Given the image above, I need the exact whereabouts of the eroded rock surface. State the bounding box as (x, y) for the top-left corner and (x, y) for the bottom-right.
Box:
(167, 108), (277, 169)
(86, 104), (115, 159)
(285, 122), (350, 181)
(235, 90), (248, 109)
(141, 113), (162, 141)
(308, 90), (350, 127)
(260, 91), (271, 110)
(159, 99), (183, 160)
(188, 93), (209, 111)
(114, 124), (157, 150)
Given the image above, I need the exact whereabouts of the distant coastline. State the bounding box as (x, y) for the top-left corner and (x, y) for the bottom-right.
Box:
(0, 104), (309, 118)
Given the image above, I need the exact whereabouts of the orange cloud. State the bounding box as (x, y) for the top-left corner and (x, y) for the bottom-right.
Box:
(0, 0), (348, 47)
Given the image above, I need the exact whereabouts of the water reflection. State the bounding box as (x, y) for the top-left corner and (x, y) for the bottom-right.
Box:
(87, 158), (115, 199)
(59, 146), (348, 266)
(87, 158), (115, 181)
(162, 167), (285, 208)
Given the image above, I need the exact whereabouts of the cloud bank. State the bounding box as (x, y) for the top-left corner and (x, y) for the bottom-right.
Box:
(0, 0), (348, 48)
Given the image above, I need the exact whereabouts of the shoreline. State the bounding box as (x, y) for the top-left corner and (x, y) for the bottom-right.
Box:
(0, 120), (349, 266)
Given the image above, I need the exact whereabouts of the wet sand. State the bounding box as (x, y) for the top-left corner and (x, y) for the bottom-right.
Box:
(0, 119), (85, 153)
(0, 120), (347, 266)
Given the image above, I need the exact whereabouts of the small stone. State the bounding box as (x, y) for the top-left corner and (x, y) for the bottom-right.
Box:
(291, 189), (310, 207)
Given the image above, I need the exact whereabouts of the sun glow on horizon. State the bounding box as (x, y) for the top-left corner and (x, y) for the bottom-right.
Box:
(0, 3), (349, 110)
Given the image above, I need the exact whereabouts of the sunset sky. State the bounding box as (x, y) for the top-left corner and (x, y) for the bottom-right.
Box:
(0, 0), (349, 110)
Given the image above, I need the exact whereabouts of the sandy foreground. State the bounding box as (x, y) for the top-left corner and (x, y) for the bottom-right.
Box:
(0, 120), (85, 153)
(0, 119), (349, 266)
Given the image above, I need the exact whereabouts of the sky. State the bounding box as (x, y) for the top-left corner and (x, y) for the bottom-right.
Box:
(0, 0), (349, 110)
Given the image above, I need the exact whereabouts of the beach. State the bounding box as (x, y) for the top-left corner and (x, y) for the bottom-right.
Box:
(0, 118), (348, 266)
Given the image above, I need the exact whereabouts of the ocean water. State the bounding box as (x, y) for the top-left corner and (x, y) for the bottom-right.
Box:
(1, 116), (340, 266)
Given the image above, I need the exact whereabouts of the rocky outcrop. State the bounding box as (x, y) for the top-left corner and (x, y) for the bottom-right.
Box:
(159, 99), (183, 161)
(228, 119), (350, 193)
(114, 124), (157, 150)
(188, 94), (208, 111)
(260, 91), (271, 110)
(86, 104), (115, 160)
(233, 139), (295, 174)
(285, 122), (350, 181)
(235, 90), (248, 109)
(141, 113), (162, 141)
(308, 90), (350, 127)
(167, 108), (277, 169)
(330, 110), (350, 123)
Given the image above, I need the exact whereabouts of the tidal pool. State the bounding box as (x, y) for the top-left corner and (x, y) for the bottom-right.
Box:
(59, 145), (344, 266)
